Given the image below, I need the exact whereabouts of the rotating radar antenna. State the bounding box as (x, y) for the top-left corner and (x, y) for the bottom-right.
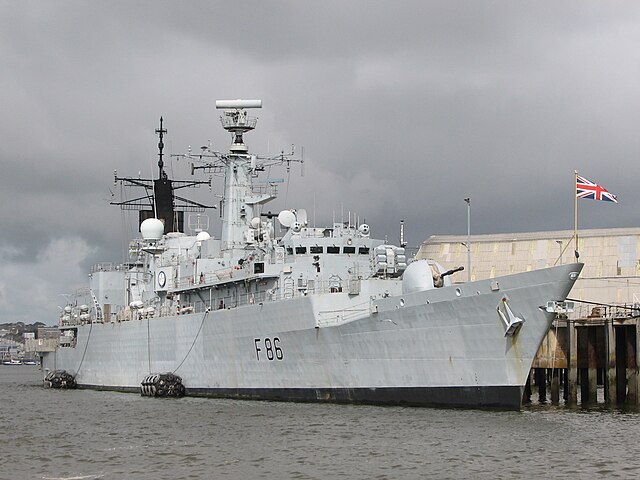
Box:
(186, 99), (303, 178)
(215, 99), (262, 154)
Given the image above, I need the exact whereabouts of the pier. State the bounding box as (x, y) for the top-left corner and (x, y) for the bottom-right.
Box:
(416, 227), (640, 408)
(528, 307), (639, 406)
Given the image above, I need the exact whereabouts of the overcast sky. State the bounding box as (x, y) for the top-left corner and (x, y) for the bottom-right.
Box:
(2, 1), (639, 324)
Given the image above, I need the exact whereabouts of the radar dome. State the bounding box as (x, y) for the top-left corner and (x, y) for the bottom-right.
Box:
(196, 231), (211, 242)
(250, 217), (261, 229)
(278, 210), (296, 228)
(140, 218), (164, 241)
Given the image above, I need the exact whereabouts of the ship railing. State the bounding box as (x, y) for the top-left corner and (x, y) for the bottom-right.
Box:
(251, 183), (278, 197)
(90, 263), (125, 273)
(315, 299), (373, 327)
(64, 283), (376, 323)
(152, 275), (369, 318)
(202, 290), (273, 312)
(174, 275), (363, 301)
(283, 278), (364, 298)
(221, 115), (257, 129)
(563, 301), (640, 322)
(170, 278), (365, 316)
(174, 268), (254, 289)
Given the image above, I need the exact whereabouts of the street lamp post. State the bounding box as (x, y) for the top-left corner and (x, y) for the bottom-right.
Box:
(556, 240), (563, 266)
(464, 197), (471, 281)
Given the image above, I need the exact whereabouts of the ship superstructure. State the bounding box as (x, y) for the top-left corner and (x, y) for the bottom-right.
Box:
(38, 100), (582, 409)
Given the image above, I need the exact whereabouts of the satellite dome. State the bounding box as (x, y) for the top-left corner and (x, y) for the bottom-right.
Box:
(278, 210), (296, 228)
(140, 218), (164, 241)
(196, 231), (211, 242)
(359, 224), (370, 236)
(291, 221), (302, 233)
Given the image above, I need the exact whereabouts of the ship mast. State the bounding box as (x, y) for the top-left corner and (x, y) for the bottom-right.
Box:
(184, 99), (303, 254)
(156, 116), (167, 180)
(215, 100), (273, 253)
(111, 117), (213, 234)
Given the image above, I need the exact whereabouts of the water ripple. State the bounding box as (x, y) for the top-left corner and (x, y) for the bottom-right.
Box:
(4, 367), (640, 479)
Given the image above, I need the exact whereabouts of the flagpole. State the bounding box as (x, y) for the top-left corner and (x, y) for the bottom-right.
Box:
(574, 170), (579, 261)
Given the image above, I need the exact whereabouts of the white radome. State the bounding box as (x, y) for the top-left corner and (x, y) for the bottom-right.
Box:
(196, 231), (211, 242)
(278, 210), (296, 228)
(140, 218), (164, 241)
(250, 217), (261, 229)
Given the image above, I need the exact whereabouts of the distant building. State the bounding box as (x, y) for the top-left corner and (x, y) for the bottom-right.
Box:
(417, 227), (640, 317)
(37, 327), (60, 340)
(0, 338), (23, 358)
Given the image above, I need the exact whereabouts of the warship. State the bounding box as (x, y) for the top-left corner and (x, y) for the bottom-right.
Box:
(37, 99), (582, 409)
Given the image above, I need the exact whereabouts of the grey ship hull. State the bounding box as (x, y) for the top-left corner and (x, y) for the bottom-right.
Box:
(42, 263), (581, 410)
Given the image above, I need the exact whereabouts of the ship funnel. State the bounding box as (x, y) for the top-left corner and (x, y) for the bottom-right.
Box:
(216, 99), (262, 153)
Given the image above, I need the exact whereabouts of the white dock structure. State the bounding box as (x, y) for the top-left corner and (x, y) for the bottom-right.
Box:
(418, 227), (640, 406)
(417, 227), (640, 314)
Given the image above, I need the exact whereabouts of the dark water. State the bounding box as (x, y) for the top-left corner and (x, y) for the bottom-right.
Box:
(3, 366), (640, 479)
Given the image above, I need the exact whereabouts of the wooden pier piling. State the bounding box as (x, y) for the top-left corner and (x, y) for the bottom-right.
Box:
(535, 368), (547, 403)
(625, 323), (638, 405)
(587, 327), (598, 403)
(605, 318), (617, 405)
(567, 319), (578, 405)
(550, 369), (560, 404)
(529, 314), (640, 407)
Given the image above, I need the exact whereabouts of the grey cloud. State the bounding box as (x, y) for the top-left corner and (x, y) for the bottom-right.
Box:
(1, 1), (638, 323)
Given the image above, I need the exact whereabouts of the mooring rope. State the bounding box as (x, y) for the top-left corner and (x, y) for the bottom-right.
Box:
(566, 297), (638, 310)
(74, 320), (94, 377)
(173, 310), (209, 374)
(147, 315), (151, 373)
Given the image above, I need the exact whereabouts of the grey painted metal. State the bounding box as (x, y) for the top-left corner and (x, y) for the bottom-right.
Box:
(41, 100), (583, 410)
(43, 264), (582, 409)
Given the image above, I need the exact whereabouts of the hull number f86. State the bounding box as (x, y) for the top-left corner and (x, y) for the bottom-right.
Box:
(254, 337), (283, 361)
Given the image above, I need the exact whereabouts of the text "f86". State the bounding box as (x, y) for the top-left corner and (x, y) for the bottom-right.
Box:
(254, 337), (283, 361)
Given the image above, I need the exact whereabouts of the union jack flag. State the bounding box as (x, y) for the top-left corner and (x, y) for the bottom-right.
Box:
(576, 175), (618, 203)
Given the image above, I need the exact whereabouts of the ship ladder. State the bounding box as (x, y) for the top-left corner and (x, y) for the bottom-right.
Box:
(89, 288), (103, 322)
